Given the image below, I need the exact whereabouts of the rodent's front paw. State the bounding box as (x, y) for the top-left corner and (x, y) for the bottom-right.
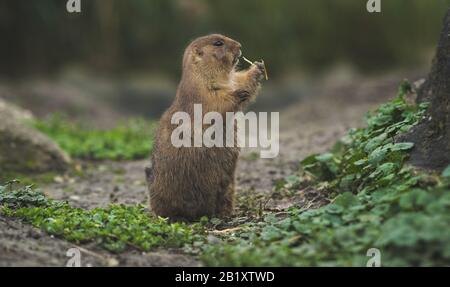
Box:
(234, 90), (251, 104)
(252, 61), (266, 81)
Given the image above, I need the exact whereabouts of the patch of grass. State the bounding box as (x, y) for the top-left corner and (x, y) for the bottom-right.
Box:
(32, 115), (155, 160)
(201, 81), (450, 266)
(0, 172), (59, 187)
(299, 81), (428, 193)
(0, 182), (205, 253)
(3, 83), (449, 266)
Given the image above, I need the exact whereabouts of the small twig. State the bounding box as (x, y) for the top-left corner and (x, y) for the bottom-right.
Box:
(210, 227), (243, 235)
(258, 201), (263, 218)
(242, 56), (269, 80)
(287, 235), (302, 244)
(242, 56), (254, 65)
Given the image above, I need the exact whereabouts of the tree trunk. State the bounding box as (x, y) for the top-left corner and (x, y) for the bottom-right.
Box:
(404, 7), (450, 170)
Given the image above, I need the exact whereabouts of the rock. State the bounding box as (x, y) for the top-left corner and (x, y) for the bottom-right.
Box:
(53, 176), (64, 183)
(0, 98), (34, 122)
(69, 195), (81, 201)
(0, 99), (71, 173)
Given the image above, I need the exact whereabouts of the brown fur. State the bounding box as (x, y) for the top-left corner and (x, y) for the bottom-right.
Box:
(146, 34), (264, 221)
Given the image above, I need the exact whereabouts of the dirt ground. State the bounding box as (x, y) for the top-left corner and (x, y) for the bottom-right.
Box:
(0, 72), (421, 266)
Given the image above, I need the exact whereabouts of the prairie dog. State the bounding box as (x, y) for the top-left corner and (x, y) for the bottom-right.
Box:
(146, 34), (265, 221)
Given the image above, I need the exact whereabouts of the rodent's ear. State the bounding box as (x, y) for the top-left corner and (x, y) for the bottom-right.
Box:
(191, 46), (204, 63)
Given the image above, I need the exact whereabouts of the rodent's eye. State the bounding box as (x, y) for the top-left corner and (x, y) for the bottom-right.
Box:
(213, 40), (224, 47)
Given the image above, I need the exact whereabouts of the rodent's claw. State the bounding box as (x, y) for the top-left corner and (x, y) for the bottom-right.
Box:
(254, 61), (265, 70)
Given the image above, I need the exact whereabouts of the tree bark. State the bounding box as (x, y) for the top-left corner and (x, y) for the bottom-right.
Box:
(404, 7), (450, 170)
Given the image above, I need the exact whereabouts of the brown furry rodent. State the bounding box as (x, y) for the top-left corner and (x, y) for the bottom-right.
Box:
(146, 34), (265, 221)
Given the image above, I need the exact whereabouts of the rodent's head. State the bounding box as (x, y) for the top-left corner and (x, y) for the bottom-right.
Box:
(183, 34), (242, 80)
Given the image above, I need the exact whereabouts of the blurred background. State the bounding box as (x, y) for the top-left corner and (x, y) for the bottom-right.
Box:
(0, 0), (449, 126)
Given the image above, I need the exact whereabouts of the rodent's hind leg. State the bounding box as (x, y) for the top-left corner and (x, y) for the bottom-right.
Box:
(167, 215), (191, 223)
(150, 201), (195, 222)
(216, 184), (235, 218)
